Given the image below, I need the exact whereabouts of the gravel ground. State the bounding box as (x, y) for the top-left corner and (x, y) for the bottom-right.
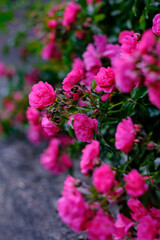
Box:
(0, 136), (79, 240)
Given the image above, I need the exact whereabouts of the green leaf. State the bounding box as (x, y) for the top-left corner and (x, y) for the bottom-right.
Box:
(68, 126), (76, 139)
(124, 102), (135, 116)
(104, 99), (109, 111)
(91, 79), (97, 91)
(131, 86), (148, 101)
(139, 13), (146, 31)
(94, 13), (106, 23)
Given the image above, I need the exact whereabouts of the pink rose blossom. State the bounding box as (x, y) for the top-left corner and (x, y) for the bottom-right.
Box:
(115, 54), (140, 93)
(115, 117), (136, 153)
(41, 138), (72, 174)
(41, 115), (60, 136)
(62, 69), (84, 92)
(47, 19), (57, 29)
(138, 29), (156, 54)
(62, 2), (81, 29)
(57, 189), (88, 232)
(26, 107), (40, 125)
(75, 30), (85, 40)
(72, 58), (85, 74)
(119, 30), (140, 54)
(152, 13), (160, 36)
(80, 140), (100, 176)
(27, 124), (42, 145)
(62, 175), (76, 196)
(127, 198), (148, 221)
(95, 67), (115, 90)
(87, 208), (115, 240)
(41, 41), (60, 60)
(93, 164), (115, 194)
(156, 39), (160, 56)
(137, 214), (157, 240)
(115, 213), (135, 239)
(145, 72), (160, 109)
(93, 35), (107, 56)
(148, 82), (160, 109)
(107, 180), (123, 203)
(150, 208), (160, 229)
(73, 113), (98, 143)
(103, 43), (121, 67)
(124, 169), (148, 197)
(29, 81), (56, 108)
(83, 44), (102, 72)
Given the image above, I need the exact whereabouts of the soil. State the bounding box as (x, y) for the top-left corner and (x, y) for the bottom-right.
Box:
(0, 136), (79, 240)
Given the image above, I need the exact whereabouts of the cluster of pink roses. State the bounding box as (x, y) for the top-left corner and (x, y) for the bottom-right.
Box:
(41, 137), (73, 174)
(25, 9), (160, 240)
(41, 1), (82, 61)
(58, 147), (159, 240)
(116, 27), (160, 109)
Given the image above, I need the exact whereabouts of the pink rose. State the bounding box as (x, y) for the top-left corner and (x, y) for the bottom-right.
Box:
(83, 44), (102, 72)
(115, 213), (135, 238)
(145, 72), (160, 109)
(138, 29), (156, 54)
(93, 35), (107, 57)
(72, 57), (85, 74)
(57, 189), (88, 232)
(115, 117), (136, 153)
(137, 214), (157, 240)
(80, 140), (100, 176)
(87, 208), (115, 240)
(95, 67), (115, 90)
(119, 30), (139, 54)
(62, 68), (84, 92)
(156, 39), (160, 56)
(127, 198), (148, 221)
(73, 113), (98, 143)
(152, 13), (160, 36)
(150, 208), (160, 229)
(103, 43), (121, 67)
(93, 164), (115, 194)
(41, 115), (60, 136)
(27, 124), (42, 145)
(62, 2), (81, 29)
(41, 41), (60, 60)
(29, 81), (56, 108)
(124, 169), (148, 197)
(47, 19), (57, 29)
(41, 138), (72, 174)
(62, 175), (76, 196)
(115, 54), (140, 93)
(26, 107), (40, 125)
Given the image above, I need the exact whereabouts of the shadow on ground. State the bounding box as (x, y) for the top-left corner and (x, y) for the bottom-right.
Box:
(0, 137), (79, 240)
